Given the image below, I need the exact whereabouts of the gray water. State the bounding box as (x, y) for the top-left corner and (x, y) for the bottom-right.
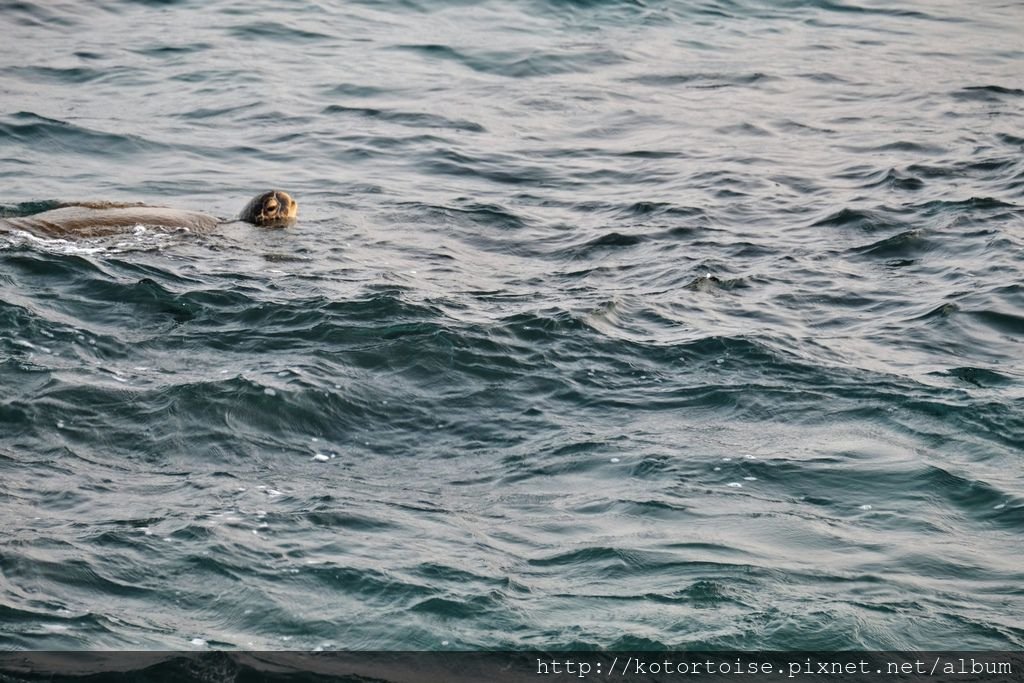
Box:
(0, 0), (1022, 650)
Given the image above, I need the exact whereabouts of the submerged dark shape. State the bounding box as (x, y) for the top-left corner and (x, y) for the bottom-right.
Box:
(0, 190), (298, 237)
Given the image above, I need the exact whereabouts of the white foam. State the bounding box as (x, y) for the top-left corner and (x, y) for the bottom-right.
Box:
(312, 454), (329, 462)
(5, 230), (106, 255)
(727, 482), (743, 488)
(7, 227), (187, 256)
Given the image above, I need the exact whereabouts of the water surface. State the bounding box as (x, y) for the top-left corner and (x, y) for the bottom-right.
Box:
(1, 0), (1022, 650)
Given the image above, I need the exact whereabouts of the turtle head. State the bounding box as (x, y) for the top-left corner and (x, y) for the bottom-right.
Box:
(240, 190), (298, 227)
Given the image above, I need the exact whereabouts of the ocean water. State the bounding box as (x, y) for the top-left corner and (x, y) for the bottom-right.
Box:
(0, 0), (1022, 651)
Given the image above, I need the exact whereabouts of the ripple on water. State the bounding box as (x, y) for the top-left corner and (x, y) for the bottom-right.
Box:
(2, 0), (1024, 653)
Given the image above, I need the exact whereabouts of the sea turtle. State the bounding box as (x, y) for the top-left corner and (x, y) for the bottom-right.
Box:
(0, 190), (298, 238)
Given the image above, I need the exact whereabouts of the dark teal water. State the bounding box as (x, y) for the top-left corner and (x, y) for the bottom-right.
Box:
(1, 0), (1022, 651)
